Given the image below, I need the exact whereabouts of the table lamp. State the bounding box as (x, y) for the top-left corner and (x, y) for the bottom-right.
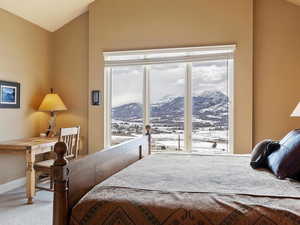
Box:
(38, 88), (67, 137)
(291, 102), (300, 117)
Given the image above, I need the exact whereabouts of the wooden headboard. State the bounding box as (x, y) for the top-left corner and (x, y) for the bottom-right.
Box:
(52, 126), (151, 225)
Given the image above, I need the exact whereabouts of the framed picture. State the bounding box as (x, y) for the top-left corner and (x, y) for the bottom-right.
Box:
(0, 81), (20, 108)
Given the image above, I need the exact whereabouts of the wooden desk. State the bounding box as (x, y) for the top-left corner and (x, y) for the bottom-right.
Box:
(0, 137), (58, 204)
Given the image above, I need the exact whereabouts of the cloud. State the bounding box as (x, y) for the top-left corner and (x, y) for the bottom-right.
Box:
(111, 60), (229, 106)
(112, 93), (142, 107)
(176, 78), (185, 85)
(112, 66), (143, 107)
(192, 65), (227, 84)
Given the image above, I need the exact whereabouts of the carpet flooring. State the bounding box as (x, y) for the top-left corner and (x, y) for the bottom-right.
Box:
(0, 186), (52, 225)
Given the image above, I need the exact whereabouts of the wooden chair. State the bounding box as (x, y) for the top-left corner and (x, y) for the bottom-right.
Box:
(35, 126), (80, 191)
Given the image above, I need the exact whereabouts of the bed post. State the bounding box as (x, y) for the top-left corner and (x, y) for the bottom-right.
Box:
(146, 125), (151, 155)
(53, 142), (69, 225)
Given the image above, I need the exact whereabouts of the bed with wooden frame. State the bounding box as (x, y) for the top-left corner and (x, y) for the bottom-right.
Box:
(52, 126), (151, 225)
(52, 126), (300, 225)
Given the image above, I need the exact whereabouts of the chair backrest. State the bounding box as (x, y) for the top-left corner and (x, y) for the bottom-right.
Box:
(58, 126), (80, 159)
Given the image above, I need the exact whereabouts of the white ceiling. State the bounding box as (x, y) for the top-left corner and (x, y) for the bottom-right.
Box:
(0, 0), (94, 32)
(0, 0), (299, 32)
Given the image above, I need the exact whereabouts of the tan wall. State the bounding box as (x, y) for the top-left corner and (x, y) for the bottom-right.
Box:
(0, 9), (51, 184)
(2, 0), (299, 185)
(88, 0), (254, 154)
(254, 0), (300, 143)
(52, 13), (89, 154)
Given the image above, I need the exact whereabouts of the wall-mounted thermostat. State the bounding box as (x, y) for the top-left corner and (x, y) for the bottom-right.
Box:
(91, 90), (101, 106)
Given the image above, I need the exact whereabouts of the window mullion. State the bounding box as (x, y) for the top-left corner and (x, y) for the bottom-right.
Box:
(143, 65), (150, 133)
(104, 67), (112, 147)
(228, 59), (234, 154)
(184, 63), (192, 152)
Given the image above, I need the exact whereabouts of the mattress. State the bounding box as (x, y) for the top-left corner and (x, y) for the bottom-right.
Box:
(70, 154), (300, 225)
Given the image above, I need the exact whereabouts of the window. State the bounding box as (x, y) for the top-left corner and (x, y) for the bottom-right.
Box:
(191, 60), (231, 153)
(150, 63), (185, 151)
(104, 45), (235, 153)
(110, 66), (144, 145)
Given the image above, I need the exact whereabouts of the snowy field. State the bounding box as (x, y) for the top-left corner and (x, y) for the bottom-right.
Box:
(112, 129), (229, 153)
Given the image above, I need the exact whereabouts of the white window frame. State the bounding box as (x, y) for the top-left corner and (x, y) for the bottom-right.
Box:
(104, 45), (235, 153)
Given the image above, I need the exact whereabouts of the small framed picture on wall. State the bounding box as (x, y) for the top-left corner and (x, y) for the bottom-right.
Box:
(0, 81), (20, 109)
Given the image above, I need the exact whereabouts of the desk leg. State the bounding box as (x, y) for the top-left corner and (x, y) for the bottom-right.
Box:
(26, 150), (35, 204)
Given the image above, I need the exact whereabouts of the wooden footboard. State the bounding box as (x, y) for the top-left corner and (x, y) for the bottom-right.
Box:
(52, 126), (151, 225)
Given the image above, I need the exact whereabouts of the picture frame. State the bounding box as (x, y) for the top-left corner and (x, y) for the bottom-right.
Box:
(0, 81), (20, 109)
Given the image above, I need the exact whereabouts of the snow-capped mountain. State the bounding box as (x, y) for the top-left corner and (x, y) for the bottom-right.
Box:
(152, 95), (178, 107)
(112, 103), (143, 121)
(112, 91), (229, 128)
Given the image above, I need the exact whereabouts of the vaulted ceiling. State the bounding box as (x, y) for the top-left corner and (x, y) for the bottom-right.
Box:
(0, 0), (299, 32)
(0, 0), (94, 32)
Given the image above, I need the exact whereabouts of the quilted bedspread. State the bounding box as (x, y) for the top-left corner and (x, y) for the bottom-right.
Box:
(70, 154), (300, 225)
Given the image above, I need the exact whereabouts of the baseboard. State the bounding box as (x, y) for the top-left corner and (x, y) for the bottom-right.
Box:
(0, 177), (26, 194)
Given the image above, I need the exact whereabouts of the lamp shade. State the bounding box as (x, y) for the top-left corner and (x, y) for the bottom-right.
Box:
(38, 93), (67, 112)
(291, 102), (300, 117)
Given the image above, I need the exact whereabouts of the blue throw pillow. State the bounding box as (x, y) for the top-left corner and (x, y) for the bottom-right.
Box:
(267, 129), (300, 179)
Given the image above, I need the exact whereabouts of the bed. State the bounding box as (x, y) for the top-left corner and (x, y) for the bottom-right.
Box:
(52, 129), (300, 225)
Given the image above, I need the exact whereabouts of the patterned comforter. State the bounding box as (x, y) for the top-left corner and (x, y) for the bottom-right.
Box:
(70, 154), (300, 225)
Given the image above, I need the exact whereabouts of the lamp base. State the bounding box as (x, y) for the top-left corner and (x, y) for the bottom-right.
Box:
(46, 112), (57, 137)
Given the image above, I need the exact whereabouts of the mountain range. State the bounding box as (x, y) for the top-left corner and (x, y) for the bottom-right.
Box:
(112, 91), (229, 128)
